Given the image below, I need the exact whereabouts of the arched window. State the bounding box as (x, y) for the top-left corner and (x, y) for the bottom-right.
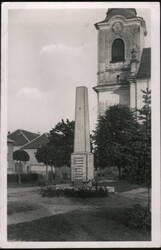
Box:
(111, 39), (125, 63)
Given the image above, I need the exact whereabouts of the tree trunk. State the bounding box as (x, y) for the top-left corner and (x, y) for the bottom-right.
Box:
(50, 166), (53, 183)
(46, 165), (48, 181)
(18, 161), (21, 185)
(118, 166), (122, 179)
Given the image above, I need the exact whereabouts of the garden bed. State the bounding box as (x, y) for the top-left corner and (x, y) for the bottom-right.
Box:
(40, 185), (108, 198)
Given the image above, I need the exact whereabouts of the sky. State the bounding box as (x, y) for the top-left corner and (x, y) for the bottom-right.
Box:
(7, 7), (151, 134)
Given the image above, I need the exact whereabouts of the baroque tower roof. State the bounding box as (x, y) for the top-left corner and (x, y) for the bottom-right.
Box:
(95, 8), (146, 35)
(105, 8), (137, 21)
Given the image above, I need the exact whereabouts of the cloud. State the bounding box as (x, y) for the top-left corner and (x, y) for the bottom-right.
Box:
(40, 43), (82, 56)
(17, 87), (49, 100)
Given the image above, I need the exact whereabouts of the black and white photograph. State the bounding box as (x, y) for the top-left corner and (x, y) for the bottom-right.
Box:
(0, 1), (160, 248)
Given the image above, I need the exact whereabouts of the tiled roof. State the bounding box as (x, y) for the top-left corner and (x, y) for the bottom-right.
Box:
(7, 138), (14, 143)
(137, 48), (151, 79)
(8, 129), (39, 146)
(21, 133), (49, 150)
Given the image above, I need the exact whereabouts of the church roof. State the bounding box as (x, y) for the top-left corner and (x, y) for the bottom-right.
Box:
(105, 8), (137, 21)
(8, 129), (39, 146)
(95, 8), (137, 29)
(137, 48), (151, 79)
(20, 133), (49, 150)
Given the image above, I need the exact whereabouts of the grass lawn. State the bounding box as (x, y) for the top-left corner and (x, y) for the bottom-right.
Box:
(100, 180), (144, 192)
(8, 207), (151, 241)
(8, 183), (39, 188)
(8, 179), (143, 192)
(8, 201), (39, 215)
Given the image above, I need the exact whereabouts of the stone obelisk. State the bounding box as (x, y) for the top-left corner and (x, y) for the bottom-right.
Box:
(71, 86), (94, 182)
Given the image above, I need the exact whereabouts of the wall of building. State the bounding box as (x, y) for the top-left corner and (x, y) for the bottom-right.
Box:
(13, 146), (22, 151)
(28, 165), (47, 175)
(7, 142), (14, 173)
(98, 85), (130, 115)
(23, 148), (47, 174)
(24, 148), (38, 166)
(98, 17), (146, 85)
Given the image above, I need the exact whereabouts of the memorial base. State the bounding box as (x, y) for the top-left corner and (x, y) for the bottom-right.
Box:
(71, 152), (94, 182)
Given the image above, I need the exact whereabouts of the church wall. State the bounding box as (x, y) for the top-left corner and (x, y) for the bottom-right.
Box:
(98, 19), (145, 85)
(95, 9), (149, 117)
(98, 86), (130, 115)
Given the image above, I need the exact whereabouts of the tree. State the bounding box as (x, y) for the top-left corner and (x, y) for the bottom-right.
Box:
(139, 89), (151, 193)
(35, 119), (75, 181)
(47, 119), (75, 167)
(93, 105), (139, 179)
(123, 89), (151, 210)
(13, 150), (30, 184)
(122, 89), (151, 182)
(35, 144), (56, 182)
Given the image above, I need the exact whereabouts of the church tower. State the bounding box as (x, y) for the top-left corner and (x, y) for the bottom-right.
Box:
(93, 8), (148, 115)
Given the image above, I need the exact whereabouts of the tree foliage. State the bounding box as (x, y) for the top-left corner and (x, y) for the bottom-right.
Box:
(35, 119), (74, 168)
(13, 149), (30, 184)
(93, 89), (151, 186)
(35, 144), (55, 166)
(123, 89), (151, 186)
(93, 105), (138, 178)
(13, 150), (30, 162)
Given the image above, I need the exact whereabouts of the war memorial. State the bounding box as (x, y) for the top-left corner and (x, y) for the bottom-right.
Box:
(71, 86), (94, 183)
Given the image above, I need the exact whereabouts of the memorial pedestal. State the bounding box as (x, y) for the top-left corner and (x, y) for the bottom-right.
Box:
(71, 152), (94, 182)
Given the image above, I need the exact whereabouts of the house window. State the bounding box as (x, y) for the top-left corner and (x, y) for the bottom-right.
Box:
(111, 39), (125, 63)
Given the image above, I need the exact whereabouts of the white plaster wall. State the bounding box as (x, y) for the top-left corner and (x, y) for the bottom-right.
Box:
(98, 87), (129, 115)
(29, 165), (48, 175)
(13, 146), (22, 151)
(99, 91), (119, 115)
(24, 149), (38, 166)
(97, 18), (146, 85)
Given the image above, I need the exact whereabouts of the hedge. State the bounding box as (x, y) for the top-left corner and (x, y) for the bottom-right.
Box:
(7, 173), (43, 183)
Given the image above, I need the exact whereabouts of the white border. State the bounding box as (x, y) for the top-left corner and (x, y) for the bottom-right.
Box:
(1, 1), (160, 248)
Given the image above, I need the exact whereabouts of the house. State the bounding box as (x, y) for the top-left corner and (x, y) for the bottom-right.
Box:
(20, 133), (49, 174)
(93, 8), (151, 115)
(7, 129), (70, 179)
(7, 129), (48, 174)
(8, 129), (39, 151)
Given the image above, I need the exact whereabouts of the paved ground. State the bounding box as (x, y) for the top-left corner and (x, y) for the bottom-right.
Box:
(7, 185), (149, 225)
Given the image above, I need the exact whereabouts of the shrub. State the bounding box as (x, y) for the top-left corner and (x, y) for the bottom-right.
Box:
(38, 177), (48, 187)
(20, 173), (41, 183)
(40, 186), (108, 198)
(7, 174), (18, 183)
(125, 204), (151, 231)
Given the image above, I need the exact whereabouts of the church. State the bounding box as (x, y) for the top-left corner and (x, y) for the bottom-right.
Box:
(93, 8), (151, 115)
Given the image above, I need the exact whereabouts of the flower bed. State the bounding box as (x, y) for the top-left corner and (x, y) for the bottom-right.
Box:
(40, 185), (108, 198)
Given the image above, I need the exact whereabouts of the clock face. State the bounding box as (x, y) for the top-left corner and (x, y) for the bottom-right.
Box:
(112, 22), (123, 34)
